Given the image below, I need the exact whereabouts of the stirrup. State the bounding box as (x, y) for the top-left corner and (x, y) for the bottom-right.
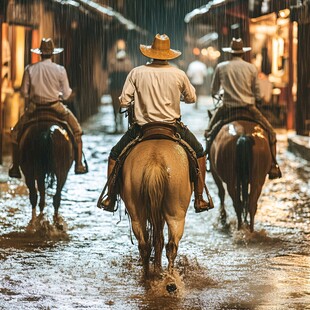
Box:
(101, 195), (117, 212)
(194, 196), (212, 213)
(75, 164), (88, 174)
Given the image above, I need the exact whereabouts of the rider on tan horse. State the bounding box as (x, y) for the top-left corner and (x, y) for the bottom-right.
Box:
(205, 38), (282, 180)
(102, 34), (213, 213)
(9, 38), (88, 178)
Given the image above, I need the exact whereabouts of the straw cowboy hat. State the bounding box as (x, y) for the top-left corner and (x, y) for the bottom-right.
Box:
(31, 38), (64, 55)
(139, 34), (181, 60)
(222, 38), (251, 54)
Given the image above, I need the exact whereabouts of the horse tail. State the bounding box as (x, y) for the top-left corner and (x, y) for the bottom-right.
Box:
(140, 155), (169, 248)
(38, 128), (54, 184)
(236, 135), (253, 220)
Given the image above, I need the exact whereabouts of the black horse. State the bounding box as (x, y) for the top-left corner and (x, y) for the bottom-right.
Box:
(19, 117), (74, 222)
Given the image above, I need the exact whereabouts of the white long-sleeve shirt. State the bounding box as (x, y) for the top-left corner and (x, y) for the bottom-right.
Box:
(211, 57), (262, 107)
(119, 60), (196, 126)
(186, 60), (208, 86)
(20, 58), (72, 104)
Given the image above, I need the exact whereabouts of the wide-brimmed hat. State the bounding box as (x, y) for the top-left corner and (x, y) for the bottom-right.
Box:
(222, 38), (251, 54)
(31, 38), (64, 55)
(139, 34), (181, 60)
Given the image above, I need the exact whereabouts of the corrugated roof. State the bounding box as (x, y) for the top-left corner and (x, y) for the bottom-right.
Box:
(54, 0), (148, 34)
(184, 0), (236, 23)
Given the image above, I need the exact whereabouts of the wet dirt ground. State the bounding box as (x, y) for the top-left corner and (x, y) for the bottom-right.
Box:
(0, 97), (309, 309)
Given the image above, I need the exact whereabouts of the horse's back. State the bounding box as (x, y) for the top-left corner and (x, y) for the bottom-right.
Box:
(122, 139), (192, 213)
(211, 120), (271, 185)
(124, 139), (190, 181)
(20, 122), (73, 178)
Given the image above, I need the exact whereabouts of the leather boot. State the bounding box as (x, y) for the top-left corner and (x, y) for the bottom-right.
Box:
(75, 137), (88, 174)
(194, 155), (213, 213)
(269, 143), (282, 179)
(101, 157), (117, 212)
(8, 143), (21, 179)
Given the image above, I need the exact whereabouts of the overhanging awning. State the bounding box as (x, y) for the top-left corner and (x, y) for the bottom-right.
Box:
(53, 0), (148, 35)
(197, 32), (219, 45)
(185, 0), (299, 23)
(184, 0), (235, 23)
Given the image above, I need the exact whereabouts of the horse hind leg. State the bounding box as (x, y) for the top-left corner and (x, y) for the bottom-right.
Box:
(166, 240), (178, 275)
(165, 217), (185, 276)
(25, 177), (38, 221)
(165, 239), (179, 293)
(37, 175), (46, 214)
(248, 188), (262, 232)
(131, 220), (151, 278)
(153, 219), (165, 274)
(139, 240), (151, 278)
(234, 203), (243, 230)
(53, 181), (64, 221)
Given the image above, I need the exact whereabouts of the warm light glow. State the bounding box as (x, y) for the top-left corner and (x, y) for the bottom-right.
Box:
(202, 46), (221, 60)
(279, 9), (290, 19)
(15, 26), (25, 88)
(117, 39), (126, 50)
(201, 48), (208, 56)
(31, 29), (40, 64)
(192, 47), (200, 56)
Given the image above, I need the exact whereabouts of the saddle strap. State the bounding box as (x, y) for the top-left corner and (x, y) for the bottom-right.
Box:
(97, 135), (141, 209)
(97, 134), (200, 210)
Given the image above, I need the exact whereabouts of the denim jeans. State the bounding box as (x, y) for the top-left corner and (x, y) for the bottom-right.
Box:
(110, 121), (204, 160)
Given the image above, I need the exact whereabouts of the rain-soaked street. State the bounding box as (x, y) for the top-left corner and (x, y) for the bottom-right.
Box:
(0, 97), (309, 309)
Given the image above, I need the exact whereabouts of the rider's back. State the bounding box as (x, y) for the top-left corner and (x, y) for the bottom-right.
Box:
(21, 59), (71, 103)
(213, 58), (259, 107)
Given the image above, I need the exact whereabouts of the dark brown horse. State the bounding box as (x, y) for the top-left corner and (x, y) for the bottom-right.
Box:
(209, 120), (271, 232)
(121, 139), (192, 291)
(19, 119), (74, 222)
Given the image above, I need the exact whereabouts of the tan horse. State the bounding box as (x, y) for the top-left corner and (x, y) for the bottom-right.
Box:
(209, 120), (271, 232)
(121, 139), (192, 290)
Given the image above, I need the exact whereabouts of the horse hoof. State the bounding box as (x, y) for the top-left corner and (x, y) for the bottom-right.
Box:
(166, 283), (177, 293)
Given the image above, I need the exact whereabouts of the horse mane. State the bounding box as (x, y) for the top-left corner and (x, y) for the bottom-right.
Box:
(140, 153), (169, 249)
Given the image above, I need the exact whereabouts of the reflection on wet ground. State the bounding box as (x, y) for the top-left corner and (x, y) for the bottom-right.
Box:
(0, 99), (309, 309)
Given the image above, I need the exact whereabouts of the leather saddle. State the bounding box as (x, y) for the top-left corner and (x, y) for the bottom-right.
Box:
(18, 109), (75, 145)
(104, 122), (200, 199)
(205, 106), (263, 150)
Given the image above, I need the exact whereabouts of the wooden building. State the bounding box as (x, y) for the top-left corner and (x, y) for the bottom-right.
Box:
(185, 0), (309, 135)
(0, 0), (146, 161)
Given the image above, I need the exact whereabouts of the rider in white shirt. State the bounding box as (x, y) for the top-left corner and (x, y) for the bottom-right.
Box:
(102, 34), (212, 213)
(186, 55), (208, 108)
(205, 38), (281, 179)
(9, 38), (88, 178)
